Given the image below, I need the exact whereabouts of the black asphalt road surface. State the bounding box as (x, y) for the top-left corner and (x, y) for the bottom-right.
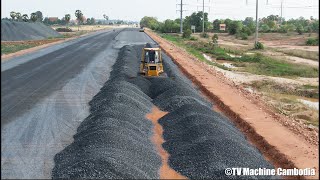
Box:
(1, 29), (122, 125)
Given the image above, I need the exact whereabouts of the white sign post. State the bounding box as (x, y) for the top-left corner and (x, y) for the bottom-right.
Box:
(191, 25), (196, 33)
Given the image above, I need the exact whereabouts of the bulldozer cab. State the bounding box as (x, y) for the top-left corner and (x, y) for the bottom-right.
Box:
(140, 47), (164, 77)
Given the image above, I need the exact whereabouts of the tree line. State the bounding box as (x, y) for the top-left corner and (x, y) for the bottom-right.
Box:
(3, 10), (115, 26)
(140, 11), (211, 33)
(213, 15), (319, 39)
(6, 11), (44, 22)
(140, 14), (319, 37)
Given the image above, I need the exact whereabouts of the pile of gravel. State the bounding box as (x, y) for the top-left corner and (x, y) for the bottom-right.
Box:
(1, 20), (61, 41)
(52, 45), (161, 179)
(53, 44), (275, 179)
(158, 104), (275, 179)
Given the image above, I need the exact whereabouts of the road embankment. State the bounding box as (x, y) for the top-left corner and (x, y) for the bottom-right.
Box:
(145, 29), (319, 179)
(52, 44), (275, 179)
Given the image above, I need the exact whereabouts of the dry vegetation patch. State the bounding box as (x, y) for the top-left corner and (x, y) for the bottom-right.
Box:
(244, 80), (319, 127)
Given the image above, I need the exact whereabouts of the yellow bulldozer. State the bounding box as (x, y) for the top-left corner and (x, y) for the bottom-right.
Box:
(140, 44), (165, 77)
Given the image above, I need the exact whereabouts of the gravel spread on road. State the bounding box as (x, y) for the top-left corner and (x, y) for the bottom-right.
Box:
(52, 44), (275, 179)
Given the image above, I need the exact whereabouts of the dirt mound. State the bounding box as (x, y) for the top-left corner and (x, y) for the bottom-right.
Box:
(1, 20), (61, 41)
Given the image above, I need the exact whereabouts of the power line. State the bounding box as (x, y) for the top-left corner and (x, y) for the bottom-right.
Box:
(266, 6), (318, 9)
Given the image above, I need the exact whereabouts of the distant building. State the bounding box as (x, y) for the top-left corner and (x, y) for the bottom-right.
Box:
(69, 20), (77, 25)
(48, 17), (58, 22)
(219, 24), (226, 31)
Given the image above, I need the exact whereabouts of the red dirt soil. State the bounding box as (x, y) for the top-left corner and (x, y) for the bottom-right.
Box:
(145, 30), (319, 180)
(146, 106), (187, 179)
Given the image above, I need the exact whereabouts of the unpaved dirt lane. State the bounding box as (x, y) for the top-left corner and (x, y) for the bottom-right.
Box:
(1, 28), (155, 179)
(146, 106), (186, 179)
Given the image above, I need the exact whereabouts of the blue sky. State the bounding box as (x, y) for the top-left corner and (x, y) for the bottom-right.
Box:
(2, 0), (319, 22)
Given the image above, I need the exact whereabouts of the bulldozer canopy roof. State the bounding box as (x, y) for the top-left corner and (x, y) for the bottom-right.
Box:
(143, 48), (161, 51)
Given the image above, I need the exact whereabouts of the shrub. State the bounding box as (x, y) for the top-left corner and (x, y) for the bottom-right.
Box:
(55, 27), (72, 32)
(200, 32), (209, 38)
(189, 36), (198, 41)
(228, 21), (243, 35)
(236, 53), (262, 63)
(254, 41), (264, 50)
(212, 34), (219, 48)
(260, 24), (270, 33)
(296, 25), (304, 35)
(278, 25), (288, 33)
(212, 34), (218, 43)
(306, 38), (319, 46)
(241, 33), (248, 40)
(235, 32), (248, 40)
(182, 29), (192, 38)
(241, 26), (253, 36)
(306, 26), (312, 33)
(212, 34), (218, 40)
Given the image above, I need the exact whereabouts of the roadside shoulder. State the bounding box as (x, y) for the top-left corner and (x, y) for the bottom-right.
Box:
(145, 29), (319, 179)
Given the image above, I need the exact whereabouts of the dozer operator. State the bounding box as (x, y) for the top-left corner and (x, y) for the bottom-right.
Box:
(140, 44), (165, 77)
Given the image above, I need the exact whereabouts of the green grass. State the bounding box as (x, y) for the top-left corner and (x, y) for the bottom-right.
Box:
(1, 44), (39, 55)
(160, 33), (319, 78)
(160, 33), (230, 70)
(242, 56), (318, 78)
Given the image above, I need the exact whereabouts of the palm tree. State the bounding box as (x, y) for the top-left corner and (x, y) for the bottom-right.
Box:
(22, 14), (29, 22)
(65, 14), (71, 28)
(30, 13), (37, 22)
(75, 10), (83, 31)
(10, 11), (16, 21)
(103, 14), (109, 24)
(15, 12), (21, 22)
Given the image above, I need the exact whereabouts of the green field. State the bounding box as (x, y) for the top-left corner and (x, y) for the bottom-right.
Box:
(160, 33), (319, 78)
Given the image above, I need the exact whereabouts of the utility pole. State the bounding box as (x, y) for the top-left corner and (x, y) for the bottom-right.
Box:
(177, 0), (187, 34)
(280, 0), (283, 24)
(247, 0), (268, 47)
(202, 0), (205, 33)
(180, 0), (183, 33)
(197, 0), (210, 33)
(254, 0), (259, 46)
